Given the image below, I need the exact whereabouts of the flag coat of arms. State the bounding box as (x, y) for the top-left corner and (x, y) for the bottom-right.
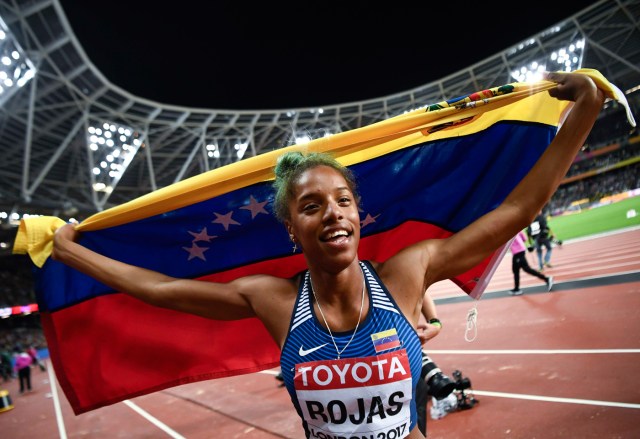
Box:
(14, 69), (628, 414)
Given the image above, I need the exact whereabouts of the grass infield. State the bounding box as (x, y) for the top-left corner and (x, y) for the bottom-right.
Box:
(548, 196), (640, 241)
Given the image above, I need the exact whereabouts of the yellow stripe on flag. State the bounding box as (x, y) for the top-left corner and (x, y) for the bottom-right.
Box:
(371, 328), (398, 341)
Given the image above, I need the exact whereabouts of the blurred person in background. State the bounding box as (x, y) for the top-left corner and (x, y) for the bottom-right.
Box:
(0, 345), (13, 382)
(13, 347), (33, 394)
(527, 209), (554, 270)
(510, 230), (553, 295)
(27, 345), (46, 372)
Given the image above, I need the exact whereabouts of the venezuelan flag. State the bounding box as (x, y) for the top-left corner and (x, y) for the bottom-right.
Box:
(13, 69), (626, 414)
(371, 328), (402, 353)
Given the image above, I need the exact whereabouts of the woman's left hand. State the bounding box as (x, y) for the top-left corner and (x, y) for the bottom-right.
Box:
(416, 322), (442, 345)
(544, 71), (605, 105)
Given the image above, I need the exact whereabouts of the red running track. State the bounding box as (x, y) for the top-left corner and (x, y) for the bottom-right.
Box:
(2, 228), (639, 438)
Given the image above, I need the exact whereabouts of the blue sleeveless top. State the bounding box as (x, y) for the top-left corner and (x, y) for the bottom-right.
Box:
(280, 261), (422, 438)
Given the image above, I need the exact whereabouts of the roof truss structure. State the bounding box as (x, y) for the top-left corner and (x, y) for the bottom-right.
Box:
(0, 0), (638, 218)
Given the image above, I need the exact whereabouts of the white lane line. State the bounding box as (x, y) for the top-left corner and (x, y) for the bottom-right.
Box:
(47, 359), (68, 439)
(427, 349), (640, 354)
(123, 400), (186, 439)
(472, 268), (640, 293)
(564, 225), (640, 243)
(470, 390), (640, 409)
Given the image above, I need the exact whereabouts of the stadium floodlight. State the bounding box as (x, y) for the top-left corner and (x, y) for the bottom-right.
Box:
(0, 210), (43, 227)
(206, 143), (221, 159)
(234, 141), (248, 159)
(294, 135), (311, 145)
(0, 15), (36, 107)
(203, 136), (251, 167)
(289, 129), (335, 147)
(86, 120), (142, 207)
(511, 39), (585, 83)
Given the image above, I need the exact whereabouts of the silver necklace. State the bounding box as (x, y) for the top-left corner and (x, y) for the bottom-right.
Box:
(309, 267), (366, 360)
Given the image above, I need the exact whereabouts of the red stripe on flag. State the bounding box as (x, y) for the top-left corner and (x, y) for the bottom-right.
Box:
(46, 221), (498, 414)
(374, 340), (402, 353)
(44, 295), (280, 414)
(197, 221), (492, 296)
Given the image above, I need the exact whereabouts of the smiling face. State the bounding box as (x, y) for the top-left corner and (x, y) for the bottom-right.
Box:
(286, 165), (361, 272)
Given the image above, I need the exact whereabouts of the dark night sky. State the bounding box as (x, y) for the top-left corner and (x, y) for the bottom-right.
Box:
(58, 0), (600, 110)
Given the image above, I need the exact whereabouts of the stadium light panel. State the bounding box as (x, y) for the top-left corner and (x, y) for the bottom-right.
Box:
(294, 135), (311, 145)
(0, 15), (36, 107)
(204, 137), (251, 166)
(234, 141), (248, 159)
(511, 38), (585, 83)
(206, 143), (221, 159)
(289, 128), (336, 147)
(86, 120), (142, 197)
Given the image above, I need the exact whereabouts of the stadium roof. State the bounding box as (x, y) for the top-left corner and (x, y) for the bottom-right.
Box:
(0, 0), (638, 222)
(57, 0), (600, 110)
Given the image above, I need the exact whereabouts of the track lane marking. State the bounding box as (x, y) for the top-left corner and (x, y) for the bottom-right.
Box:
(470, 390), (640, 409)
(47, 359), (67, 439)
(427, 348), (640, 354)
(123, 400), (186, 439)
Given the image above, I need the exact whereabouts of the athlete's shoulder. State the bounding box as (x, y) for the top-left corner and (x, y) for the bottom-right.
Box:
(231, 273), (299, 305)
(242, 274), (301, 346)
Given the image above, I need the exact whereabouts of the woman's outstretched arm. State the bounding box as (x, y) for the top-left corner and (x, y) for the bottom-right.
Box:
(382, 71), (606, 296)
(426, 71), (605, 284)
(52, 223), (265, 320)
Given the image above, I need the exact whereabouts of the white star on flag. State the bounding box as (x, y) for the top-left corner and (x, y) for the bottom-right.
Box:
(212, 211), (241, 231)
(240, 195), (269, 219)
(188, 227), (217, 243)
(182, 243), (209, 261)
(361, 213), (380, 228)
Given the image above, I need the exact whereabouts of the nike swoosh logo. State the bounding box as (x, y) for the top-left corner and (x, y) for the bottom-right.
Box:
(299, 343), (328, 356)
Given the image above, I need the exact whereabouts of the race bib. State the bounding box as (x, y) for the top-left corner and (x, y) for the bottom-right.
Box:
(294, 349), (412, 438)
(530, 221), (541, 235)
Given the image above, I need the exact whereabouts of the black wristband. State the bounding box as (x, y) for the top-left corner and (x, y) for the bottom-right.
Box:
(428, 318), (442, 327)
